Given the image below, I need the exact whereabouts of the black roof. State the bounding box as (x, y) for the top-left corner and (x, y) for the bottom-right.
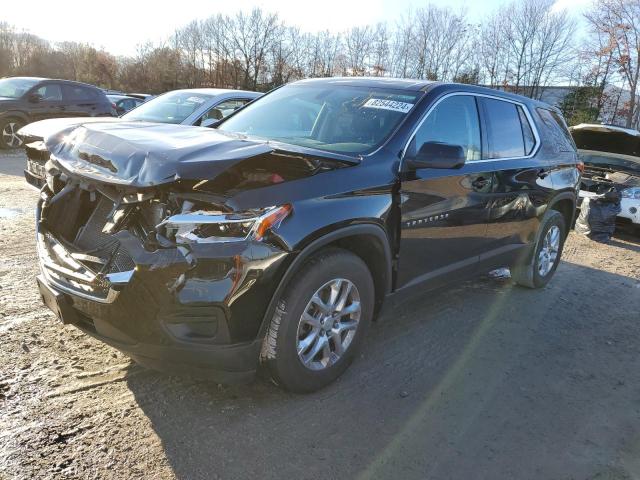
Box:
(291, 77), (554, 110)
(293, 77), (436, 91)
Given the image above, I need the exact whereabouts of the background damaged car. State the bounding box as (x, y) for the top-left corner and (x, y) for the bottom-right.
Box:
(571, 123), (640, 233)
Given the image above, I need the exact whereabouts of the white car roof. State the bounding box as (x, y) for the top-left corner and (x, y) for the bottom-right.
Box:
(170, 88), (260, 97)
(570, 123), (640, 137)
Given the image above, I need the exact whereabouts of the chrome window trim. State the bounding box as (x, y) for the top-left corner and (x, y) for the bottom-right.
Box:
(399, 92), (542, 169)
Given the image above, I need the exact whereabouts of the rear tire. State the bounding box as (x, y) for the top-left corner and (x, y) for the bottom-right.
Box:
(512, 210), (566, 289)
(0, 118), (24, 149)
(261, 248), (374, 393)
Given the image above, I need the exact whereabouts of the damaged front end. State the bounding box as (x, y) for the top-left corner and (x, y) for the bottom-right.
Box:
(34, 122), (352, 380)
(571, 124), (640, 227)
(36, 179), (290, 379)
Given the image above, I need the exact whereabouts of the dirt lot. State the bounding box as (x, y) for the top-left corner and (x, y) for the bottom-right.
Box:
(1, 151), (640, 480)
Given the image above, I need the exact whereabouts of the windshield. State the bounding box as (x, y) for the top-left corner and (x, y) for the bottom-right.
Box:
(123, 91), (213, 123)
(580, 151), (640, 173)
(0, 77), (40, 99)
(218, 84), (421, 155)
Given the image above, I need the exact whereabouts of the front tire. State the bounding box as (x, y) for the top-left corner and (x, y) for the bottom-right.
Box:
(512, 210), (566, 289)
(0, 118), (25, 149)
(261, 248), (374, 393)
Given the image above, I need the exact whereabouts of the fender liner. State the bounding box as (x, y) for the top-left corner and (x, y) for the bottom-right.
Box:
(257, 223), (393, 339)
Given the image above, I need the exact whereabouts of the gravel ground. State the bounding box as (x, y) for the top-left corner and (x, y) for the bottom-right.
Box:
(1, 151), (640, 480)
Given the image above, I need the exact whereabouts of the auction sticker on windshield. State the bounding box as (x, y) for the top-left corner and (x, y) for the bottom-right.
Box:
(363, 98), (414, 113)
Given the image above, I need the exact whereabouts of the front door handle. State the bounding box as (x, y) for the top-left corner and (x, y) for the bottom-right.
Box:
(472, 177), (490, 189)
(537, 168), (548, 179)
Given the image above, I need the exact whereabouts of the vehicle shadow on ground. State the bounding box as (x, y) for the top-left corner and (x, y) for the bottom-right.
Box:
(124, 261), (640, 480)
(611, 230), (640, 251)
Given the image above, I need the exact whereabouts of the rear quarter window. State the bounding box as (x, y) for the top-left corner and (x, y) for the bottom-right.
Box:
(537, 108), (576, 153)
(64, 85), (101, 102)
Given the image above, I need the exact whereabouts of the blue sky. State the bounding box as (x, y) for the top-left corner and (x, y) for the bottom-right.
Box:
(4, 0), (592, 57)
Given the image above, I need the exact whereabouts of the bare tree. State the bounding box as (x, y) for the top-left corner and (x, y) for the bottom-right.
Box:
(344, 26), (373, 75)
(232, 8), (281, 90)
(0, 1), (585, 99)
(586, 0), (640, 128)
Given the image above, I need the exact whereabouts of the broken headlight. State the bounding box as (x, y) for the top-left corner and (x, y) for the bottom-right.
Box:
(158, 205), (291, 244)
(621, 187), (640, 200)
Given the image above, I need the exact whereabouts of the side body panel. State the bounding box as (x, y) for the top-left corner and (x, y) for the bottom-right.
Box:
(394, 85), (578, 290)
(396, 163), (493, 288)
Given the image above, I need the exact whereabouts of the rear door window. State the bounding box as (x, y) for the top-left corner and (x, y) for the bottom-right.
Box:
(518, 106), (536, 155)
(481, 98), (526, 159)
(63, 85), (98, 102)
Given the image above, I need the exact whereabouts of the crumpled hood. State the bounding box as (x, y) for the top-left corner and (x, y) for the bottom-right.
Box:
(44, 121), (356, 188)
(571, 124), (640, 157)
(47, 122), (277, 186)
(18, 117), (122, 141)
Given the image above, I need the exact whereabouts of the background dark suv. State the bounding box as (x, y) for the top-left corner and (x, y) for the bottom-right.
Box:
(33, 78), (579, 392)
(0, 77), (112, 148)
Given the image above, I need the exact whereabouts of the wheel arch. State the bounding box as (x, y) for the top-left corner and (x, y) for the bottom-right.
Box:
(258, 224), (393, 339)
(0, 111), (29, 124)
(548, 193), (577, 234)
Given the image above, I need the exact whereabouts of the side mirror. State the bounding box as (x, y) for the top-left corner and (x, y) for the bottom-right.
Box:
(201, 118), (222, 129)
(405, 141), (466, 170)
(28, 93), (42, 103)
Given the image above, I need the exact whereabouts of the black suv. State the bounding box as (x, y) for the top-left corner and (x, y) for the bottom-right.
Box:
(34, 78), (579, 392)
(0, 77), (112, 148)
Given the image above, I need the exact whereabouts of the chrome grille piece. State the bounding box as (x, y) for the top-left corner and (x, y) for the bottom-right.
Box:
(37, 190), (137, 303)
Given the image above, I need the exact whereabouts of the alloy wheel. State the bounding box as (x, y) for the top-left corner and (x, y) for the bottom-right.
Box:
(2, 122), (23, 148)
(538, 225), (560, 277)
(296, 278), (361, 371)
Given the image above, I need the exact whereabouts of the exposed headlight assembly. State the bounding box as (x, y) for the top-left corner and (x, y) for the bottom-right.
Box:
(621, 187), (640, 200)
(158, 205), (292, 244)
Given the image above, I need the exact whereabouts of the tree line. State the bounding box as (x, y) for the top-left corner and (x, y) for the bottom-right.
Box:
(2, 0), (640, 127)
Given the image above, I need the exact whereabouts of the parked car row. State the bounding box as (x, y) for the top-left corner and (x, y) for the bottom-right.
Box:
(105, 92), (155, 115)
(571, 123), (640, 232)
(0, 77), (112, 148)
(19, 86), (261, 188)
(25, 76), (581, 392)
(106, 94), (146, 116)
